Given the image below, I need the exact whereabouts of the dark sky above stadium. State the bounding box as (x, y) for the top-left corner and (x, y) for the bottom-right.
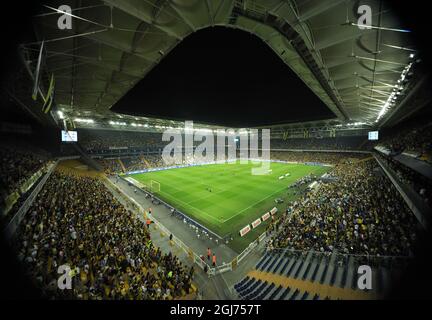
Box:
(112, 26), (336, 128)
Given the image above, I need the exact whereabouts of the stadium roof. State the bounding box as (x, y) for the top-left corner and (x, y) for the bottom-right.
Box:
(23, 0), (422, 130)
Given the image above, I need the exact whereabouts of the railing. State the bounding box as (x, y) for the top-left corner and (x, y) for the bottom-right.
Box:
(210, 230), (269, 276)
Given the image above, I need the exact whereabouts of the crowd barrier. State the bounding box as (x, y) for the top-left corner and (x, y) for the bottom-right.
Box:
(210, 231), (268, 276)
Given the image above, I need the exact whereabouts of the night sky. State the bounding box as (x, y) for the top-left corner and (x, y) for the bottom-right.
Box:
(112, 26), (336, 128)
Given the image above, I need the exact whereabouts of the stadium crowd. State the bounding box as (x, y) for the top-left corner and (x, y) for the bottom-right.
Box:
(95, 150), (370, 174)
(97, 158), (123, 175)
(14, 171), (194, 299)
(380, 154), (431, 206)
(98, 155), (164, 174)
(121, 155), (163, 172)
(270, 159), (418, 256)
(271, 151), (368, 165)
(78, 129), (163, 153)
(378, 122), (432, 160)
(78, 129), (372, 154)
(271, 136), (367, 151)
(0, 146), (47, 201)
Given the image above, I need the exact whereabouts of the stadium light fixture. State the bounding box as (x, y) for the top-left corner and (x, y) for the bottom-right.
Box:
(74, 118), (94, 123)
(347, 122), (366, 126)
(375, 62), (413, 122)
(109, 121), (127, 126)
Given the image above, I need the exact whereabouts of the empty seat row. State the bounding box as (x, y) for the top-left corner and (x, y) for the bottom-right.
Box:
(239, 251), (396, 300)
(237, 279), (262, 298)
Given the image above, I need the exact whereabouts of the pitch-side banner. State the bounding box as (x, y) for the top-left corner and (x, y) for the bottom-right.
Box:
(239, 225), (251, 237)
(252, 218), (261, 229)
(262, 212), (271, 221)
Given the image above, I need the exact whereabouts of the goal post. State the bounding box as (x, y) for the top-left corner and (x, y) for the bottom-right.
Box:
(150, 180), (160, 193)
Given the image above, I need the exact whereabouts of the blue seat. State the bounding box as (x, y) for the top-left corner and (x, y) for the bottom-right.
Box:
(254, 283), (275, 300)
(278, 287), (291, 300)
(234, 276), (249, 290)
(268, 285), (282, 300)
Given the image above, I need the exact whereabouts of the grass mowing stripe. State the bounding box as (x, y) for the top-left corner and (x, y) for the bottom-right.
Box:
(222, 183), (291, 223)
(155, 185), (223, 225)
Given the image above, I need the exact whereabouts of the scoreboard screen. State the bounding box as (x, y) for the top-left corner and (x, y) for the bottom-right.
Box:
(61, 130), (78, 142)
(368, 131), (379, 141)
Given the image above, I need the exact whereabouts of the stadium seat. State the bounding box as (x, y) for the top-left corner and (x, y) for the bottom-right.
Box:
(277, 287), (291, 300)
(254, 283), (275, 300)
(244, 281), (268, 300)
(235, 277), (255, 294)
(278, 258), (292, 275)
(238, 279), (261, 299)
(234, 276), (249, 290)
(255, 253), (270, 269)
(268, 285), (283, 300)
(300, 291), (309, 300)
(284, 258), (298, 277)
(305, 256), (320, 282)
(259, 254), (274, 271)
(297, 252), (313, 279)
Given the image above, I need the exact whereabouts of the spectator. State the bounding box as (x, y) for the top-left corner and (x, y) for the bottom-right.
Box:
(13, 170), (193, 300)
(270, 159), (418, 256)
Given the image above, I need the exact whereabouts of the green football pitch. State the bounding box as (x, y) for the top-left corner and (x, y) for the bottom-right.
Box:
(128, 161), (329, 251)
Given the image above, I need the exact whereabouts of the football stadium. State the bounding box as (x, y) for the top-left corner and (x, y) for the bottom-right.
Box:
(1, 0), (432, 304)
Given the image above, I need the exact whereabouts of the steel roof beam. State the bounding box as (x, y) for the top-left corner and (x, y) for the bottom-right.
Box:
(297, 0), (346, 23)
(315, 28), (373, 51)
(103, 0), (183, 40)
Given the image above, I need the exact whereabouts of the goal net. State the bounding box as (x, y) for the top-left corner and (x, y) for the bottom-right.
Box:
(150, 180), (161, 193)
